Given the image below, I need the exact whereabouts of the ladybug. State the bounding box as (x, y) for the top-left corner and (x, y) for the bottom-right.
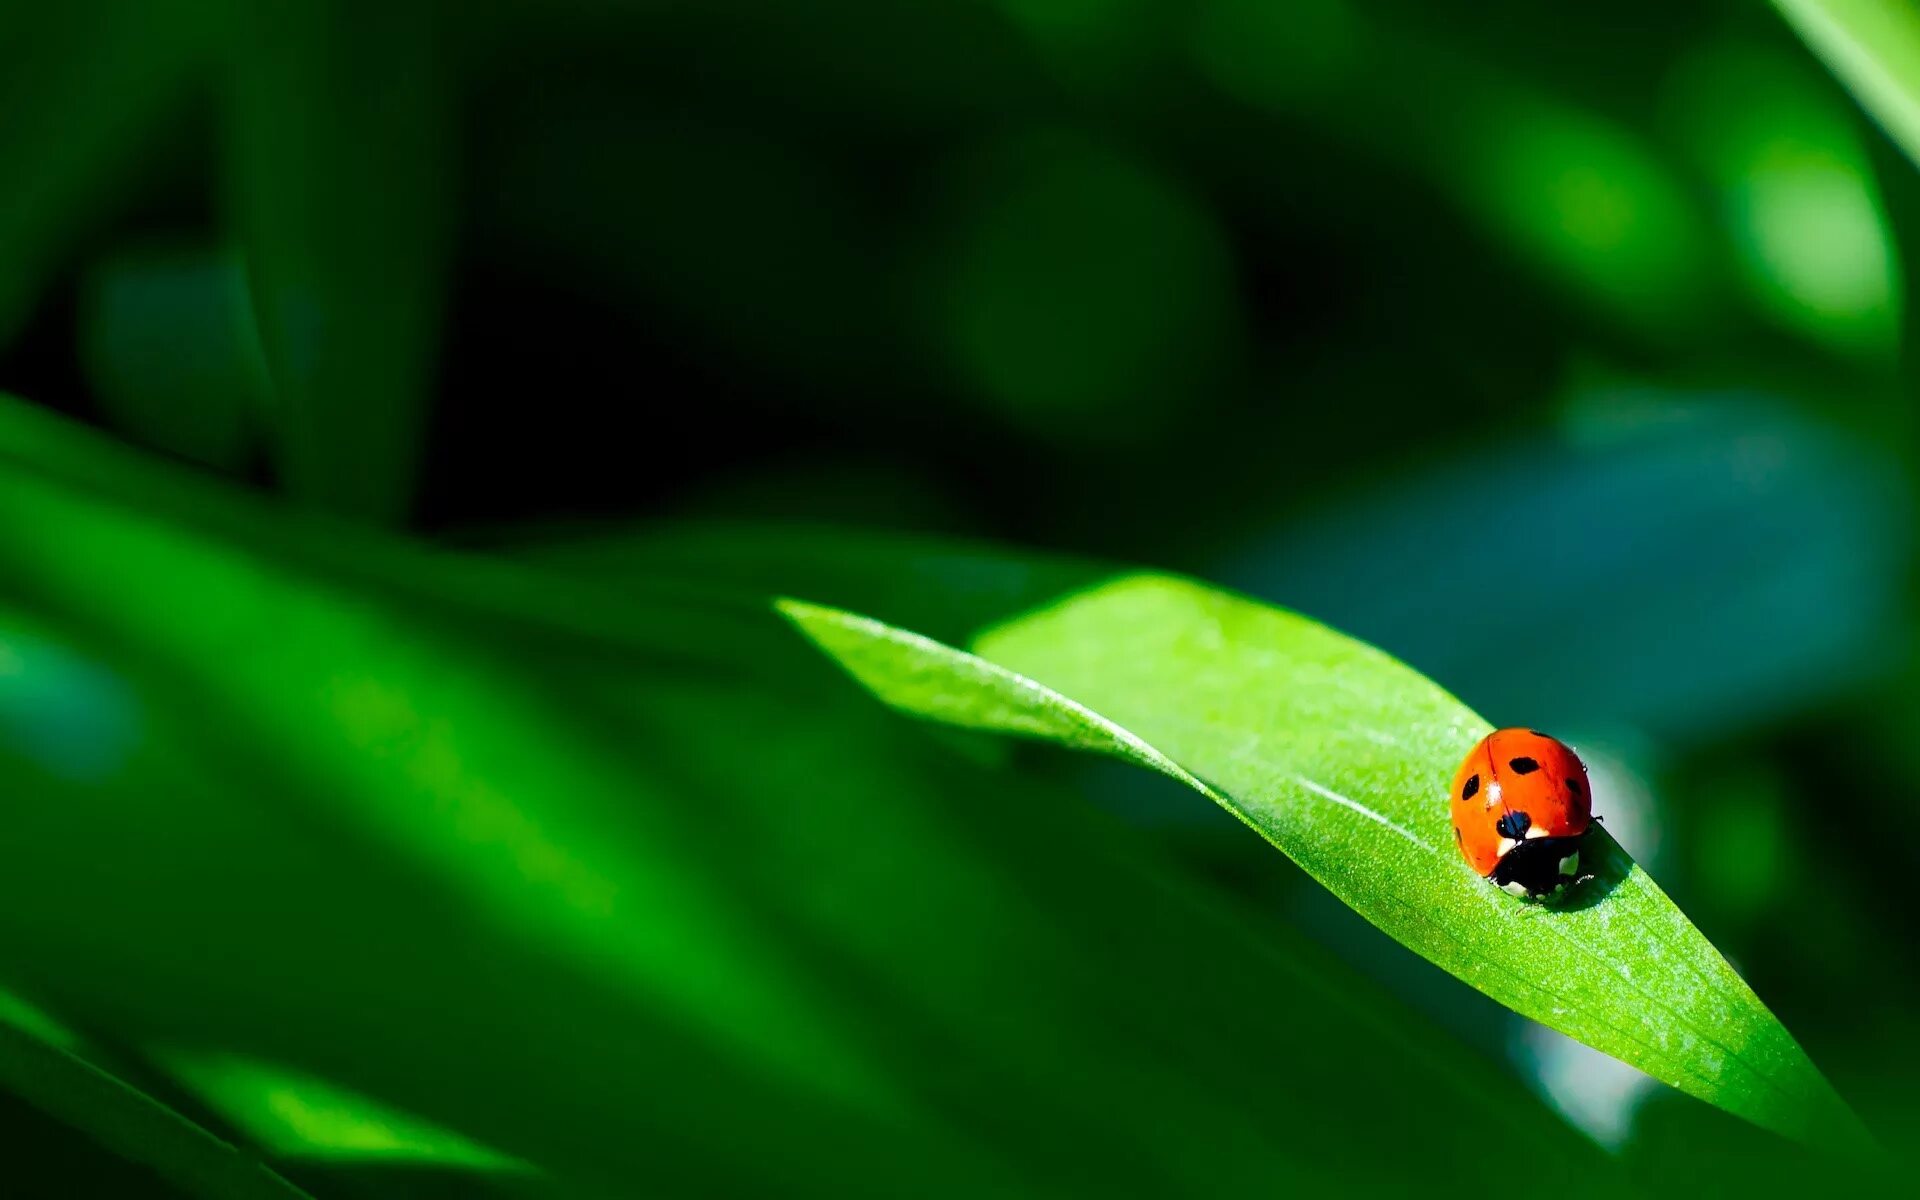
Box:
(1450, 728), (1594, 902)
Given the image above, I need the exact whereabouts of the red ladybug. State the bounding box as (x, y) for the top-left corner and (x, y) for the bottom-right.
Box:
(1450, 729), (1593, 902)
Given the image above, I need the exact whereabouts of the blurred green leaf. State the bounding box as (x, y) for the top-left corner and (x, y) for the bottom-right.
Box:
(79, 242), (272, 471)
(510, 519), (1108, 645)
(0, 493), (895, 1110)
(774, 576), (1862, 1149)
(0, 396), (743, 664)
(224, 0), (451, 522)
(0, 1012), (310, 1200)
(1457, 91), (1709, 330)
(1186, 5), (1717, 336)
(0, 438), (996, 1195)
(0, 0), (211, 347)
(0, 399), (1636, 1197)
(1665, 41), (1901, 357)
(1220, 396), (1910, 743)
(1774, 0), (1920, 174)
(582, 672), (1626, 1198)
(155, 1052), (531, 1172)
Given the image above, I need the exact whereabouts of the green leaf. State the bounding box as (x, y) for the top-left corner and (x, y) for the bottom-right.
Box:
(574, 665), (1624, 1198)
(0, 997), (311, 1200)
(1773, 0), (1920, 173)
(0, 1), (213, 347)
(0, 444), (994, 1193)
(0, 394), (745, 663)
(224, 0), (451, 522)
(0, 402), (1622, 1196)
(154, 1051), (532, 1172)
(79, 242), (272, 472)
(775, 573), (1864, 1150)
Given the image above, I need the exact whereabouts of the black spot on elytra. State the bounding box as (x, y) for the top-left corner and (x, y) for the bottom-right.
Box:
(1496, 810), (1531, 839)
(1461, 774), (1480, 802)
(1567, 777), (1583, 796)
(1528, 729), (1549, 737)
(1508, 756), (1540, 775)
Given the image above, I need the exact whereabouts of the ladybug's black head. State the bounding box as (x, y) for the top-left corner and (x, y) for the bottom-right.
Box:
(1489, 832), (1588, 903)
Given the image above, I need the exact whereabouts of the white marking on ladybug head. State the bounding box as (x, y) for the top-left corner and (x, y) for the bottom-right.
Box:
(1524, 825), (1549, 839)
(1559, 850), (1581, 878)
(1501, 880), (1531, 898)
(1497, 837), (1518, 857)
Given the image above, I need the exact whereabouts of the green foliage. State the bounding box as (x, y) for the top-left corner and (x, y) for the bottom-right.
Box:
(777, 577), (1858, 1149)
(79, 243), (272, 471)
(225, 0), (450, 522)
(0, 1), (213, 346)
(0, 398), (1630, 1197)
(153, 1051), (533, 1171)
(1775, 0), (1920, 174)
(2, 0), (1918, 1192)
(0, 1013), (309, 1200)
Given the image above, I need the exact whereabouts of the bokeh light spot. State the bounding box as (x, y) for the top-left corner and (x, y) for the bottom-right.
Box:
(1572, 736), (1666, 874)
(1736, 147), (1895, 329)
(1666, 43), (1899, 356)
(79, 243), (271, 471)
(930, 131), (1238, 442)
(0, 617), (140, 781)
(1472, 104), (1707, 327)
(1513, 1022), (1659, 1149)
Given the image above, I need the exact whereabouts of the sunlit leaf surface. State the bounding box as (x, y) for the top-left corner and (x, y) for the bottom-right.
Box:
(776, 575), (1863, 1149)
(1775, 0), (1920, 173)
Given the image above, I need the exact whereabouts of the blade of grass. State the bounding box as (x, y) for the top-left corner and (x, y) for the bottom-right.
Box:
(152, 1051), (533, 1172)
(223, 0), (450, 522)
(0, 1020), (311, 1200)
(0, 394), (758, 666)
(1774, 0), (1920, 172)
(0, 1), (212, 346)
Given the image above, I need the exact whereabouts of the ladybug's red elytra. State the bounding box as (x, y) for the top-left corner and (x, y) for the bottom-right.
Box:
(1450, 729), (1594, 902)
